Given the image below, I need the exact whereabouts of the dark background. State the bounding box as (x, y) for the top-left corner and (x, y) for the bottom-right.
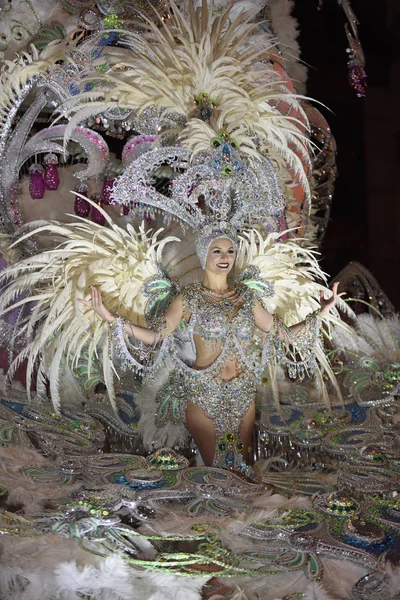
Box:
(293, 0), (400, 308)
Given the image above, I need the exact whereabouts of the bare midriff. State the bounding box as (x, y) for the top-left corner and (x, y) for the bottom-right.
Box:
(192, 334), (242, 381)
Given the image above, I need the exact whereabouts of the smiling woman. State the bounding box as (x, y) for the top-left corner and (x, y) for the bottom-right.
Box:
(82, 230), (344, 475)
(204, 238), (236, 277)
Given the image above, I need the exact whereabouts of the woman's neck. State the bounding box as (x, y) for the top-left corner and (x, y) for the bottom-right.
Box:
(202, 271), (230, 293)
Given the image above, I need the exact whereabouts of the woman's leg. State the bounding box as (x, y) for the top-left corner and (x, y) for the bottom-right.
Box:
(186, 399), (255, 466)
(186, 400), (216, 466)
(239, 402), (255, 461)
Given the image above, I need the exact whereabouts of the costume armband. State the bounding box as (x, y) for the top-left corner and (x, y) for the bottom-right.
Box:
(108, 317), (149, 373)
(152, 313), (168, 343)
(272, 311), (321, 381)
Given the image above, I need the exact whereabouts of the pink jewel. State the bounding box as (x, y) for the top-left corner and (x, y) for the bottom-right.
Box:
(74, 183), (90, 217)
(43, 153), (60, 190)
(102, 176), (115, 205)
(28, 163), (45, 199)
(91, 193), (106, 225)
(348, 62), (367, 98)
(74, 196), (90, 217)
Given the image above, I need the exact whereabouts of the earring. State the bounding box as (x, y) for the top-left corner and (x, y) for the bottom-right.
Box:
(28, 163), (45, 199)
(101, 173), (115, 205)
(43, 153), (60, 190)
(74, 183), (90, 217)
(91, 193), (106, 226)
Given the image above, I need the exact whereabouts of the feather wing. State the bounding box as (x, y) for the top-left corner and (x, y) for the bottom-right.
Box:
(0, 200), (180, 413)
(236, 229), (356, 404)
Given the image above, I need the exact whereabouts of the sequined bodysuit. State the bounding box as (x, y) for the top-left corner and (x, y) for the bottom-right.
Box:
(112, 280), (321, 472)
(174, 283), (259, 468)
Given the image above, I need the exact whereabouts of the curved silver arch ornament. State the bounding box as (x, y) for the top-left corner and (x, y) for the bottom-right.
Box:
(0, 85), (109, 255)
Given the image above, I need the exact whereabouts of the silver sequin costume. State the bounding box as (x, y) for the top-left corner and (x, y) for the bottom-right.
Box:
(171, 283), (261, 471)
(110, 281), (321, 472)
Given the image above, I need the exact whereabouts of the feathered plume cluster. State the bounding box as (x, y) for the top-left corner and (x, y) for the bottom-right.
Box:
(62, 0), (312, 196)
(0, 39), (79, 143)
(236, 229), (351, 325)
(236, 229), (356, 405)
(0, 202), (178, 413)
(332, 313), (400, 362)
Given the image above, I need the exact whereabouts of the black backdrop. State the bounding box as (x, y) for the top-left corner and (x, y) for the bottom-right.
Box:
(293, 0), (398, 307)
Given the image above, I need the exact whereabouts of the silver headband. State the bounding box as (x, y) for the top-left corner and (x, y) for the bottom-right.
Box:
(195, 221), (238, 269)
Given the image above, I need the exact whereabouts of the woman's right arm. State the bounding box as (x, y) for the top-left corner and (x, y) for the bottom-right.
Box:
(78, 286), (183, 345)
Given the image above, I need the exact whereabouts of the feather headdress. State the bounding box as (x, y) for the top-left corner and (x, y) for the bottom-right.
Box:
(61, 0), (312, 198)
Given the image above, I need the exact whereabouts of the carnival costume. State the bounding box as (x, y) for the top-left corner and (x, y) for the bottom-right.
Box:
(0, 0), (352, 471)
(3, 3), (400, 600)
(0, 200), (348, 472)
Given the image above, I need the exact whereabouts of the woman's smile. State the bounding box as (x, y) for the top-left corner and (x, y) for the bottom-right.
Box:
(205, 238), (236, 276)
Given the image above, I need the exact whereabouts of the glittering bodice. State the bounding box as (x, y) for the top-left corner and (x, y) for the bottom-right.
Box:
(181, 283), (255, 352)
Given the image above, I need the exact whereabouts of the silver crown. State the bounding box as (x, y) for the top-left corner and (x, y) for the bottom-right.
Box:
(111, 133), (286, 266)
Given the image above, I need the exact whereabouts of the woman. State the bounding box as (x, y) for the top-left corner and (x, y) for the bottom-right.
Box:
(80, 235), (343, 471)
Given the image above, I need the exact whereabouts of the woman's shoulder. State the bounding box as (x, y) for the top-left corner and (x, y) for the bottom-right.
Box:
(182, 282), (201, 293)
(181, 282), (201, 302)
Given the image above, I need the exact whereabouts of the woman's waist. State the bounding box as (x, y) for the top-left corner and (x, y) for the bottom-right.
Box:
(183, 367), (257, 389)
(173, 338), (258, 374)
(193, 358), (241, 379)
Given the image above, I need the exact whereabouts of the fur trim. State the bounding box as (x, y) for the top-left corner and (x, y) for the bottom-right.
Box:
(0, 554), (204, 600)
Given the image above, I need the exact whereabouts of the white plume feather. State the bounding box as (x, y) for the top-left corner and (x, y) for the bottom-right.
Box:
(60, 1), (312, 197)
(0, 200), (180, 414)
(236, 228), (355, 404)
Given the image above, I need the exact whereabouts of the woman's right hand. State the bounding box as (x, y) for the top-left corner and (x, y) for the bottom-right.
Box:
(77, 286), (115, 323)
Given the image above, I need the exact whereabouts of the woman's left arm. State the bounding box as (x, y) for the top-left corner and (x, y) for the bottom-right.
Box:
(253, 282), (345, 335)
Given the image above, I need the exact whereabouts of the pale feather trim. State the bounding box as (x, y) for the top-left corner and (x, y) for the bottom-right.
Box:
(268, 0), (308, 94)
(0, 202), (180, 414)
(137, 362), (190, 451)
(332, 313), (400, 362)
(60, 1), (312, 195)
(0, 554), (204, 600)
(0, 446), (79, 515)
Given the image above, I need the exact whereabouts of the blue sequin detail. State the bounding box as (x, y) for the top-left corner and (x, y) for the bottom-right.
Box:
(116, 475), (165, 491)
(343, 533), (394, 555)
(1, 399), (27, 416)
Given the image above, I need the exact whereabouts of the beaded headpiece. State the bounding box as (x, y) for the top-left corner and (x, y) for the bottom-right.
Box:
(112, 132), (286, 267)
(195, 220), (238, 269)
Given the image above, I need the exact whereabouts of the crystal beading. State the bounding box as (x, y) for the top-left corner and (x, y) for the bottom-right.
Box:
(273, 311), (322, 381)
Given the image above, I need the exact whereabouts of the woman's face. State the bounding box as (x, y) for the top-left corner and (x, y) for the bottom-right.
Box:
(205, 238), (235, 275)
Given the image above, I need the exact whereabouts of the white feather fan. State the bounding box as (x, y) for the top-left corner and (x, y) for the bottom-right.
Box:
(236, 228), (356, 406)
(0, 201), (179, 414)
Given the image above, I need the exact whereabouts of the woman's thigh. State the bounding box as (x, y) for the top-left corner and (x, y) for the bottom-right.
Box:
(186, 400), (216, 466)
(186, 399), (255, 465)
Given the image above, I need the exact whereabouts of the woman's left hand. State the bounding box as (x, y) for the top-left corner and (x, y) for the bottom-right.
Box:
(320, 282), (346, 316)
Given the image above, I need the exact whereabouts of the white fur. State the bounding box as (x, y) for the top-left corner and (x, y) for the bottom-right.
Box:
(0, 555), (204, 600)
(0, 446), (80, 515)
(269, 0), (308, 93)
